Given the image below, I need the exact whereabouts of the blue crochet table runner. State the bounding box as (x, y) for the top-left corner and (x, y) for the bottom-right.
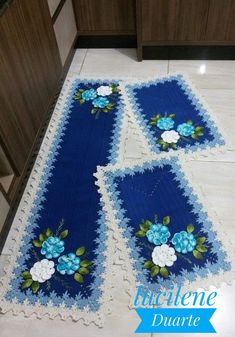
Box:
(97, 156), (231, 292)
(126, 74), (225, 155)
(0, 78), (124, 322)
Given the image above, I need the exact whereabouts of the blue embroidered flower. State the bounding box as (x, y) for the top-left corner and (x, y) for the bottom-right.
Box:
(171, 231), (196, 254)
(177, 123), (195, 137)
(146, 223), (171, 245)
(81, 89), (97, 101)
(92, 97), (110, 109)
(56, 253), (81, 275)
(40, 236), (65, 259)
(157, 117), (174, 130)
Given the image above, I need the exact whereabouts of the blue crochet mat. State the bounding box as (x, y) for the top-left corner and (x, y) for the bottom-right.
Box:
(101, 157), (231, 291)
(3, 79), (123, 313)
(126, 75), (225, 154)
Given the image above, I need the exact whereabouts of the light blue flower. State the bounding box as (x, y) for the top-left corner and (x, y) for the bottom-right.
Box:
(41, 236), (65, 259)
(92, 97), (110, 109)
(146, 223), (171, 245)
(81, 89), (97, 101)
(171, 231), (196, 254)
(56, 253), (81, 275)
(157, 117), (174, 130)
(177, 123), (195, 137)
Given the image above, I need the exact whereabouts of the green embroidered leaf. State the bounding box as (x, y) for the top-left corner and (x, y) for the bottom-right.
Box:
(135, 230), (146, 238)
(107, 103), (115, 109)
(39, 234), (46, 242)
(144, 261), (154, 269)
(74, 273), (84, 283)
(78, 267), (89, 275)
(162, 143), (168, 150)
(78, 89), (84, 92)
(21, 279), (33, 289)
(151, 265), (159, 277)
(145, 220), (152, 228)
(80, 260), (92, 268)
(187, 120), (193, 125)
(21, 271), (32, 279)
(160, 267), (169, 278)
(91, 108), (98, 114)
(140, 223), (149, 232)
(103, 108), (109, 113)
(156, 114), (161, 120)
(196, 245), (208, 253)
(32, 281), (40, 294)
(59, 229), (68, 239)
(45, 228), (53, 237)
(150, 121), (157, 126)
(157, 139), (165, 145)
(32, 240), (42, 248)
(76, 246), (85, 256)
(169, 114), (175, 118)
(193, 249), (203, 260)
(191, 133), (198, 140)
(197, 237), (206, 245)
(79, 99), (85, 104)
(195, 126), (203, 133)
(163, 216), (170, 225)
(187, 224), (194, 233)
(171, 143), (177, 149)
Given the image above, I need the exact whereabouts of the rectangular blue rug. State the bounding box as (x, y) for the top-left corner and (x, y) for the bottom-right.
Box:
(125, 74), (227, 157)
(0, 77), (125, 325)
(95, 155), (233, 297)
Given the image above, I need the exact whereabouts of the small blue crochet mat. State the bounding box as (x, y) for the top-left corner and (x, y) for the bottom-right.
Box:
(102, 157), (231, 291)
(126, 75), (225, 154)
(4, 79), (123, 312)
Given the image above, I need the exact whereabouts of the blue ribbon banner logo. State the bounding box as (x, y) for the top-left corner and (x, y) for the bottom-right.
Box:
(135, 308), (216, 333)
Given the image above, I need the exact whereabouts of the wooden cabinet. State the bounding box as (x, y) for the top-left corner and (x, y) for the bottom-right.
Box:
(73, 0), (136, 35)
(140, 0), (209, 42)
(205, 0), (235, 41)
(0, 0), (62, 174)
(137, 0), (235, 60)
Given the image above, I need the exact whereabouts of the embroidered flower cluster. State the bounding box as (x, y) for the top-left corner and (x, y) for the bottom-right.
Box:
(20, 220), (92, 294)
(135, 216), (207, 279)
(74, 84), (120, 117)
(149, 114), (204, 151)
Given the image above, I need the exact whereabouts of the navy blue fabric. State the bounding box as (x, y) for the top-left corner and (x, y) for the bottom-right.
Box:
(114, 165), (217, 282)
(23, 81), (121, 298)
(134, 80), (214, 147)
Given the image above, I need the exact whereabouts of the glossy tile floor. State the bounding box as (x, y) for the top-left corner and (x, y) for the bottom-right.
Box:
(0, 49), (235, 337)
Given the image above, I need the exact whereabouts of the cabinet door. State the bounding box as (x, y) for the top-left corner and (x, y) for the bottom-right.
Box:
(0, 0), (62, 174)
(74, 0), (136, 34)
(141, 0), (209, 42)
(205, 0), (235, 41)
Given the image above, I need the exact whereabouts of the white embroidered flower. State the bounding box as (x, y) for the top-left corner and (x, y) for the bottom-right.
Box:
(152, 244), (177, 267)
(161, 130), (180, 144)
(97, 85), (112, 96)
(30, 259), (55, 283)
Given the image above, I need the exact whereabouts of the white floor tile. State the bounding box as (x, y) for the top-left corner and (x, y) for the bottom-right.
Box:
(169, 60), (235, 89)
(80, 48), (168, 78)
(67, 49), (87, 75)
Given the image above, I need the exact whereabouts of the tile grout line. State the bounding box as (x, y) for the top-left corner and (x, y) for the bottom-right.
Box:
(79, 49), (89, 75)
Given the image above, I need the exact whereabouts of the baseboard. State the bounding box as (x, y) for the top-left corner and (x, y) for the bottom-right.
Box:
(75, 35), (137, 49)
(143, 45), (235, 60)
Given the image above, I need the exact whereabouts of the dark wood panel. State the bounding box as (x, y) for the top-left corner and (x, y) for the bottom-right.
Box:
(205, 0), (235, 41)
(0, 0), (62, 173)
(141, 0), (209, 42)
(73, 0), (136, 33)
